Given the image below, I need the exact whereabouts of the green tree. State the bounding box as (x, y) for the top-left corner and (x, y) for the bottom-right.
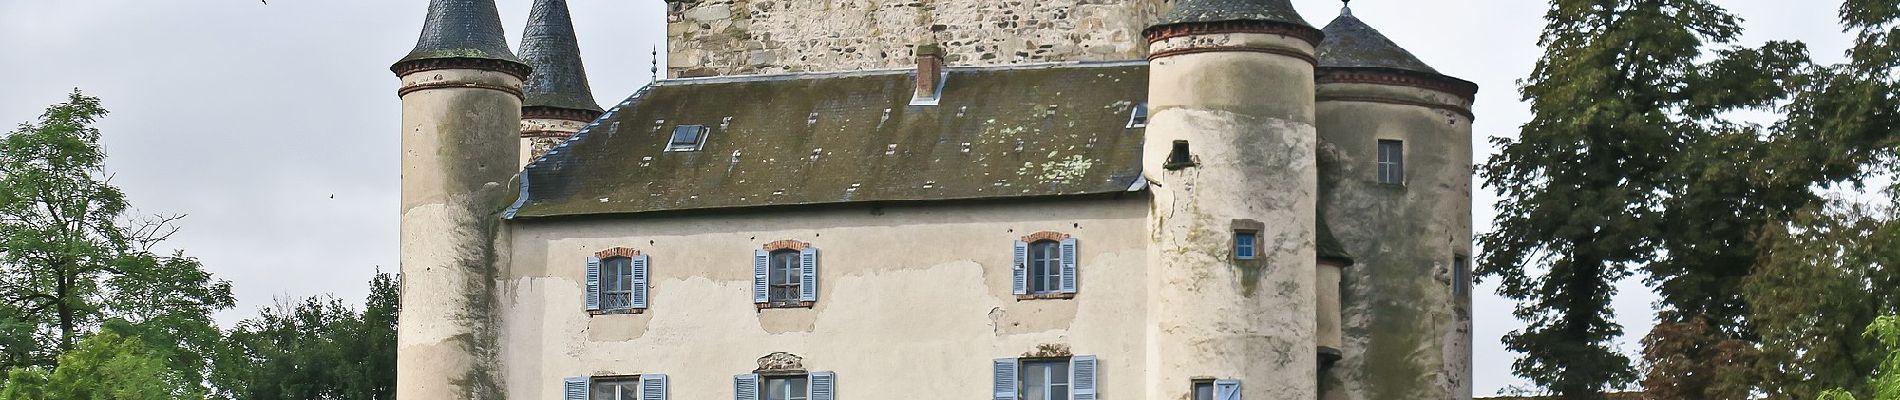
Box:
(0, 330), (203, 400)
(0, 90), (233, 389)
(212, 272), (398, 400)
(1479, 0), (1741, 396)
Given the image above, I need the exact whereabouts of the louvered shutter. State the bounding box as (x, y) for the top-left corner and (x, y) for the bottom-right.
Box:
(1012, 241), (1029, 295)
(640, 374), (667, 400)
(734, 374), (760, 400)
(752, 250), (769, 303)
(584, 257), (602, 311)
(809, 371), (836, 400)
(630, 255), (650, 309)
(992, 358), (1019, 400)
(1071, 355), (1097, 400)
(564, 376), (589, 400)
(799, 247), (819, 302)
(1214, 379), (1241, 400)
(1058, 238), (1079, 294)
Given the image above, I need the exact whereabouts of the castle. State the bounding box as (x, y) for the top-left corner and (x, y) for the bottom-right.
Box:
(390, 0), (1477, 399)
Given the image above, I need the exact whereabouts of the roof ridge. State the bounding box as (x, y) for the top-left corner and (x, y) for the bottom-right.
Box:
(657, 60), (1153, 86)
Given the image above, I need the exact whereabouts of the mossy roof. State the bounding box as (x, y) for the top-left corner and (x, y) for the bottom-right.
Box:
(397, 0), (521, 65)
(518, 0), (601, 112)
(1157, 0), (1313, 28)
(1317, 8), (1437, 73)
(511, 62), (1151, 218)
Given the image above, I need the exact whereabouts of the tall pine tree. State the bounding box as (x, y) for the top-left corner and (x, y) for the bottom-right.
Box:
(1480, 0), (1740, 396)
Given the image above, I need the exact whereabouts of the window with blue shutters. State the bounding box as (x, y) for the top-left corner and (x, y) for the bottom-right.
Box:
(587, 248), (650, 313)
(756, 241), (819, 308)
(995, 355), (1097, 400)
(1213, 379), (1241, 400)
(1015, 233), (1079, 299)
(737, 372), (833, 400)
(566, 374), (666, 400)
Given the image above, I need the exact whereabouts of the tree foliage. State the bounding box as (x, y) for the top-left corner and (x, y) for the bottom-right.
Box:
(0, 330), (203, 400)
(211, 272), (398, 400)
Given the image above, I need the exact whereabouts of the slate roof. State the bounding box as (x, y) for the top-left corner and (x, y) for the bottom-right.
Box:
(1317, 6), (1437, 73)
(1317, 216), (1354, 265)
(397, 0), (521, 65)
(1156, 0), (1313, 28)
(518, 0), (602, 113)
(509, 62), (1151, 218)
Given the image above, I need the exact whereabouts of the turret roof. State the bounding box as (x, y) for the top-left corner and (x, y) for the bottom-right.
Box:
(1317, 6), (1438, 73)
(1155, 0), (1313, 29)
(519, 0), (602, 113)
(396, 0), (522, 66)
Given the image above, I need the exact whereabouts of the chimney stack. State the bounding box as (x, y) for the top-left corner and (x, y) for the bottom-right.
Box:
(912, 43), (944, 105)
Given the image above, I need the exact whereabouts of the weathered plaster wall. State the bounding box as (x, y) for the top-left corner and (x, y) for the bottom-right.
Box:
(396, 68), (523, 399)
(519, 117), (585, 168)
(663, 0), (1170, 77)
(1144, 31), (1319, 400)
(1315, 82), (1474, 400)
(501, 197), (1150, 399)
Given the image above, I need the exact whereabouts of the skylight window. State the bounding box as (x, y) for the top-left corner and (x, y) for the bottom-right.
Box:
(667, 124), (708, 152)
(1126, 102), (1149, 129)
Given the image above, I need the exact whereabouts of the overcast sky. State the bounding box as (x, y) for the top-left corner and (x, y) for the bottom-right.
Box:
(0, 0), (1856, 396)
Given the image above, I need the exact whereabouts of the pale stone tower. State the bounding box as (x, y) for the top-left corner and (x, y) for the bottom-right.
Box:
(1314, 4), (1479, 399)
(1140, 0), (1323, 398)
(516, 0), (601, 168)
(389, 0), (527, 397)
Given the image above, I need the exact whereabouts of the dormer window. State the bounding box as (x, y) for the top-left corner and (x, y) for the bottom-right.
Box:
(1126, 102), (1148, 129)
(668, 124), (708, 152)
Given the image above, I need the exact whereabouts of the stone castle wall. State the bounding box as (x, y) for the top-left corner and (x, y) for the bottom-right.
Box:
(664, 0), (1170, 77)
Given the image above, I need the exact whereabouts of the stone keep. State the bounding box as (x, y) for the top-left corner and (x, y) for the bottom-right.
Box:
(390, 0), (525, 397)
(662, 0), (1170, 77)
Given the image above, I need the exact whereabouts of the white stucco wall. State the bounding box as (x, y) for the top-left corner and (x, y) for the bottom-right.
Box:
(501, 197), (1150, 400)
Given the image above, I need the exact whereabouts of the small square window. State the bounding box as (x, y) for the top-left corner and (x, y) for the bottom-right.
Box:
(1234, 232), (1257, 260)
(668, 124), (708, 152)
(591, 376), (641, 400)
(1126, 102), (1148, 129)
(1376, 139), (1404, 184)
(1192, 380), (1214, 400)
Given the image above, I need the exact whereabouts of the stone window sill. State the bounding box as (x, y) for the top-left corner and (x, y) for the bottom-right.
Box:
(756, 301), (815, 310)
(589, 308), (646, 316)
(1016, 293), (1076, 301)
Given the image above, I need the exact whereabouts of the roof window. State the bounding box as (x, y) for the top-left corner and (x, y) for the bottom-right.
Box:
(667, 124), (708, 152)
(1126, 102), (1149, 129)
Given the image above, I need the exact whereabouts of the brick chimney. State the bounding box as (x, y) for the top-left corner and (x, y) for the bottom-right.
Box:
(912, 43), (945, 105)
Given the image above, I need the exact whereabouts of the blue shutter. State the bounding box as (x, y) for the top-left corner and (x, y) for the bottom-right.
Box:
(584, 257), (602, 311)
(1012, 241), (1029, 295)
(809, 371), (836, 400)
(1071, 355), (1097, 400)
(640, 374), (667, 400)
(799, 247), (819, 302)
(1214, 379), (1241, 400)
(753, 250), (769, 303)
(734, 374), (760, 400)
(631, 255), (650, 309)
(1058, 238), (1079, 294)
(993, 358), (1019, 400)
(564, 376), (590, 400)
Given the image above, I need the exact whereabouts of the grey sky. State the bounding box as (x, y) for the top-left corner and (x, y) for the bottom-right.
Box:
(0, 0), (1856, 396)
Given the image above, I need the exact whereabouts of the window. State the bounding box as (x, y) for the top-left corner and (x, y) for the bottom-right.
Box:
(585, 253), (649, 312)
(1376, 139), (1403, 184)
(993, 356), (1097, 400)
(1234, 232), (1257, 260)
(1193, 380), (1214, 400)
(753, 244), (819, 306)
(593, 376), (641, 400)
(668, 124), (708, 152)
(1125, 102), (1148, 128)
(1194, 380), (1240, 400)
(1014, 235), (1078, 297)
(768, 250), (801, 304)
(566, 374), (667, 400)
(735, 372), (834, 400)
(1453, 255), (1470, 298)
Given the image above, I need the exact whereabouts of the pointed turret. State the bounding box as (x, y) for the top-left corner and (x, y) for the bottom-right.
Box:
(516, 0), (602, 167)
(392, 0), (529, 77)
(1145, 0), (1321, 47)
(1317, 5), (1440, 74)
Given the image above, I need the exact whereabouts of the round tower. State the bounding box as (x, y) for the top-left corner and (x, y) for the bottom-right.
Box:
(1311, 4), (1478, 399)
(1140, 1), (1323, 398)
(389, 0), (529, 397)
(517, 0), (602, 168)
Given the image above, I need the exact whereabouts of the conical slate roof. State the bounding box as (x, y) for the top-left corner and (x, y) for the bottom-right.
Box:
(518, 0), (602, 113)
(1316, 212), (1355, 265)
(1156, 0), (1313, 28)
(1317, 6), (1437, 73)
(396, 0), (522, 66)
